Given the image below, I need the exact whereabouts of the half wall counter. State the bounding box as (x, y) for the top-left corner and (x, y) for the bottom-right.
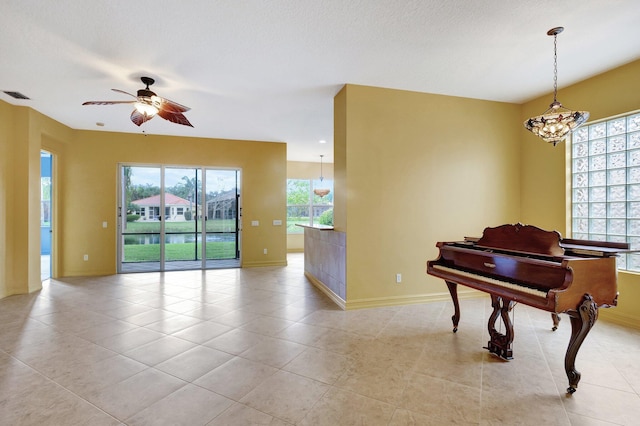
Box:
(297, 224), (346, 308)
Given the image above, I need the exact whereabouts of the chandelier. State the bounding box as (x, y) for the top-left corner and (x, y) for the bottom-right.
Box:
(524, 27), (589, 146)
(313, 155), (330, 197)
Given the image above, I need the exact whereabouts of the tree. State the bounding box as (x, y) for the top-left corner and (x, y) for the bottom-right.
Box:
(130, 183), (160, 201)
(123, 166), (132, 189)
(169, 176), (197, 199)
(287, 179), (311, 205)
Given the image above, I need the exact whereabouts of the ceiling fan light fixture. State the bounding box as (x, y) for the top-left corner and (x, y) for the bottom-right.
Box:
(524, 27), (589, 146)
(134, 101), (159, 117)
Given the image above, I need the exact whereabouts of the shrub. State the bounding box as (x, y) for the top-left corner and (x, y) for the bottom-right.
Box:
(318, 209), (333, 226)
(184, 211), (192, 221)
(127, 214), (140, 222)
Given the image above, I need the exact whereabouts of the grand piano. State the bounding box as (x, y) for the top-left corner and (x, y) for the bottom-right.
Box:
(426, 223), (630, 394)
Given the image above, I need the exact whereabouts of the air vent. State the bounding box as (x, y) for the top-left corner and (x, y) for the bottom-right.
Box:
(3, 91), (30, 100)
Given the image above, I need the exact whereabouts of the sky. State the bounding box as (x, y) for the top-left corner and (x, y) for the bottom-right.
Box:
(127, 166), (239, 192)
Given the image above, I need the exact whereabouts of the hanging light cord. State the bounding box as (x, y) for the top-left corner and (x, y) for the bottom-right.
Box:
(552, 32), (559, 105)
(546, 27), (565, 108)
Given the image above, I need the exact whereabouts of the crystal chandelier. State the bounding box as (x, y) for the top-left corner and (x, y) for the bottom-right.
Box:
(524, 27), (589, 146)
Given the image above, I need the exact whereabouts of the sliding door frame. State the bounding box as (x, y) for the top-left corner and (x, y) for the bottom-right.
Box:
(117, 163), (241, 273)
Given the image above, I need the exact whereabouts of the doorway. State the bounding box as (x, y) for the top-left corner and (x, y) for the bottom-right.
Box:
(40, 151), (53, 280)
(118, 164), (241, 273)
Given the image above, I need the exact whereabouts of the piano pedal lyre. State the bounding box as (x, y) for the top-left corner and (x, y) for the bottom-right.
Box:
(484, 294), (515, 360)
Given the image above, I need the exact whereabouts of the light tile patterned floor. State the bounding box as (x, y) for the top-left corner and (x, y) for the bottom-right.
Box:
(2, 253), (640, 425)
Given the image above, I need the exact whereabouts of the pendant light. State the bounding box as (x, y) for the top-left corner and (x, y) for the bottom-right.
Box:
(524, 27), (589, 146)
(313, 155), (330, 197)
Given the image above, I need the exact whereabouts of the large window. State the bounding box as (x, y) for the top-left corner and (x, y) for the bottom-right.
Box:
(571, 111), (640, 271)
(287, 179), (333, 233)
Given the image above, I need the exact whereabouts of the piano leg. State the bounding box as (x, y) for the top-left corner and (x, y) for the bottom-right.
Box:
(565, 294), (598, 394)
(485, 294), (514, 360)
(552, 313), (561, 331)
(445, 281), (460, 332)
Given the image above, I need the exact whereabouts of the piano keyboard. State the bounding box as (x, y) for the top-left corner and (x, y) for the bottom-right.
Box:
(432, 265), (548, 299)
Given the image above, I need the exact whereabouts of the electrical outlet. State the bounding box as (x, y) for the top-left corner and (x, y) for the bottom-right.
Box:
(83, 254), (89, 261)
(251, 220), (259, 226)
(396, 273), (402, 283)
(263, 248), (268, 254)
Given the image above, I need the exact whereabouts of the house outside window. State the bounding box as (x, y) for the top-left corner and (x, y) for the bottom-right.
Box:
(287, 179), (333, 233)
(570, 111), (640, 271)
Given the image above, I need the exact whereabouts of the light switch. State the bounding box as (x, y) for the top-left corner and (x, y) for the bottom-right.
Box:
(102, 221), (108, 228)
(273, 220), (282, 226)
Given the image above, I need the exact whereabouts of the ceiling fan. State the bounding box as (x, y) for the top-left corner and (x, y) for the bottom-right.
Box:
(83, 77), (193, 127)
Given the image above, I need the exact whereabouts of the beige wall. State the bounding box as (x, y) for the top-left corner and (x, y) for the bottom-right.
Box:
(335, 84), (522, 308)
(334, 87), (347, 233)
(521, 59), (640, 232)
(0, 101), (287, 297)
(520, 59), (640, 327)
(0, 104), (74, 298)
(0, 100), (12, 298)
(286, 160), (334, 252)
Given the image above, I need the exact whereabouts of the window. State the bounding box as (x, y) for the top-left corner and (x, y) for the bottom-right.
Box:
(40, 176), (51, 226)
(571, 111), (640, 271)
(287, 179), (334, 233)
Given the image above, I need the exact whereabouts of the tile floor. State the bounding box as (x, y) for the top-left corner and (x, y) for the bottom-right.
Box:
(2, 253), (640, 425)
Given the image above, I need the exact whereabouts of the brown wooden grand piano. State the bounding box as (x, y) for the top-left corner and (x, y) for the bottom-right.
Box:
(426, 223), (630, 394)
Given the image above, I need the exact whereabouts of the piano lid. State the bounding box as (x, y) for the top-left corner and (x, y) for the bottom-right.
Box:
(468, 223), (632, 258)
(561, 238), (632, 257)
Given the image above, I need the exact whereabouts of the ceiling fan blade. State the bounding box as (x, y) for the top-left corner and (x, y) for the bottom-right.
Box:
(111, 89), (138, 98)
(157, 110), (193, 127)
(82, 100), (136, 106)
(130, 109), (154, 127)
(158, 97), (190, 113)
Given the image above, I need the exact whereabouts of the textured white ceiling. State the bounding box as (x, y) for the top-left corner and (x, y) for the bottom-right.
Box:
(2, 0), (640, 162)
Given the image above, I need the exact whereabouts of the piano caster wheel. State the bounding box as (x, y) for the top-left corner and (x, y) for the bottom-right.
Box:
(566, 386), (576, 394)
(552, 326), (558, 331)
(453, 327), (458, 333)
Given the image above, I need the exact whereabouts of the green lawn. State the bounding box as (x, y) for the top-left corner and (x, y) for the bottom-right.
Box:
(123, 219), (238, 261)
(287, 217), (309, 233)
(123, 242), (236, 262)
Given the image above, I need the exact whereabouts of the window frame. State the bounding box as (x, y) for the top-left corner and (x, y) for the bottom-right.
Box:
(286, 178), (334, 233)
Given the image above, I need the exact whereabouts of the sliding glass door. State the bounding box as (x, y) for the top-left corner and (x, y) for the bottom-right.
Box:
(120, 166), (162, 271)
(163, 167), (201, 270)
(119, 165), (240, 273)
(203, 169), (240, 267)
